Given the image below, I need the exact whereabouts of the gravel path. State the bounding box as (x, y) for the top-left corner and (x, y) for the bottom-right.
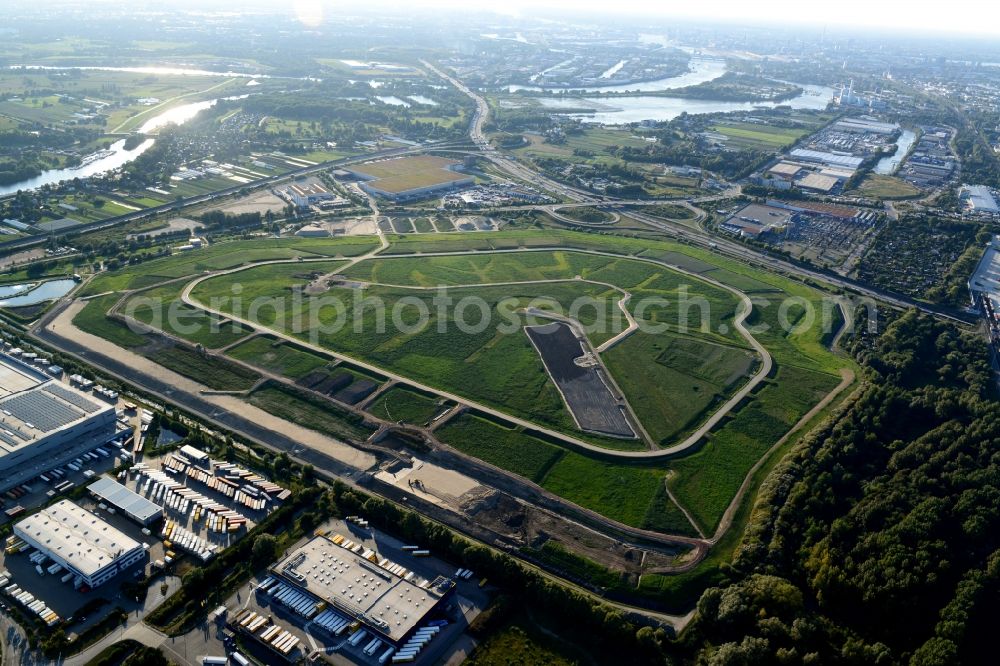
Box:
(42, 301), (377, 472)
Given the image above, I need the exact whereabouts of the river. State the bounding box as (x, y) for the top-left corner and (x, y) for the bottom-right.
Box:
(536, 83), (834, 124)
(0, 93), (248, 196)
(874, 129), (917, 175)
(509, 57), (728, 94)
(0, 138), (156, 196)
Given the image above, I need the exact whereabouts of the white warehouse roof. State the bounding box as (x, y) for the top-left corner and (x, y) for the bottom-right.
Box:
(964, 185), (999, 214)
(789, 149), (865, 170)
(88, 476), (163, 525)
(14, 499), (141, 578)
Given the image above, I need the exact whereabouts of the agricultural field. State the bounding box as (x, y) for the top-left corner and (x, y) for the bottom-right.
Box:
(709, 121), (809, 150)
(0, 69), (248, 132)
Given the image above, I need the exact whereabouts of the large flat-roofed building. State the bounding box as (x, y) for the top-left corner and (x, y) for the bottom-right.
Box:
(0, 354), (117, 491)
(833, 118), (899, 135)
(348, 156), (473, 202)
(767, 162), (802, 181)
(798, 172), (840, 194)
(14, 500), (145, 588)
(962, 185), (999, 215)
(970, 236), (1000, 310)
(969, 236), (1000, 349)
(721, 203), (794, 238)
(88, 476), (163, 526)
(282, 181), (340, 210)
(789, 149), (865, 171)
(269, 535), (454, 647)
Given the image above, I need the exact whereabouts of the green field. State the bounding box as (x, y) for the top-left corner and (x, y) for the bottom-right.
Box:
(668, 364), (842, 533)
(188, 244), (842, 459)
(73, 295), (148, 349)
(855, 174), (922, 199)
(247, 383), (375, 442)
(367, 386), (445, 426)
(192, 275), (641, 440)
(465, 619), (579, 666)
(436, 412), (696, 536)
(74, 229), (853, 537)
(604, 332), (757, 444)
(436, 414), (564, 483)
(148, 345), (260, 391)
(82, 238), (373, 295)
(123, 281), (250, 349)
(226, 336), (332, 379)
(710, 121), (808, 149)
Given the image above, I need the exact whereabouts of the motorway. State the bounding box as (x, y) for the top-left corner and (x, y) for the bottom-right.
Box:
(7, 60), (975, 643)
(418, 58), (972, 325)
(421, 60), (597, 204)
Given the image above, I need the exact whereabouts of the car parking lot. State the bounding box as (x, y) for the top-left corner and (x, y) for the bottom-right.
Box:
(1, 436), (132, 525)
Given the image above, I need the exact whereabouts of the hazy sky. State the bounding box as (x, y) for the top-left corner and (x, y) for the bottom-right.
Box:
(34, 0), (1000, 37)
(281, 0), (999, 36)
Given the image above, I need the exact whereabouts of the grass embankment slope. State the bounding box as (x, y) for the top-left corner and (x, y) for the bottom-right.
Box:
(72, 229), (856, 611)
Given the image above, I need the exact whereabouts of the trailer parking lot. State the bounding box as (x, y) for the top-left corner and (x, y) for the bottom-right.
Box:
(0, 491), (180, 638)
(208, 517), (490, 666)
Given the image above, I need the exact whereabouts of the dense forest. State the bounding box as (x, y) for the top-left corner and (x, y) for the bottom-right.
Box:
(680, 310), (999, 664)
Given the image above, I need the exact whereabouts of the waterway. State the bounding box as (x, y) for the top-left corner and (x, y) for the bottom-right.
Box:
(537, 83), (834, 124)
(407, 95), (438, 106)
(0, 279), (77, 307)
(0, 93), (248, 195)
(599, 59), (628, 80)
(0, 283), (33, 299)
(874, 129), (917, 175)
(0, 137), (156, 196)
(375, 95), (411, 108)
(509, 57), (727, 93)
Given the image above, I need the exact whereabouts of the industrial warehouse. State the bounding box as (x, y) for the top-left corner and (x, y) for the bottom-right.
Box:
(348, 156), (474, 202)
(0, 354), (118, 492)
(87, 476), (163, 526)
(259, 533), (455, 660)
(12, 499), (145, 589)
